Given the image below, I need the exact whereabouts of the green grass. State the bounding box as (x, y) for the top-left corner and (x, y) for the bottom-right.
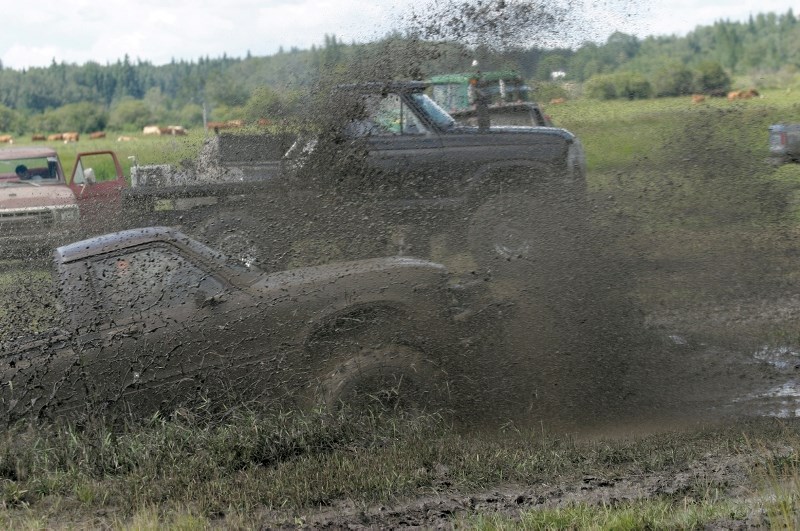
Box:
(463, 499), (748, 530)
(0, 410), (795, 528)
(546, 89), (800, 174)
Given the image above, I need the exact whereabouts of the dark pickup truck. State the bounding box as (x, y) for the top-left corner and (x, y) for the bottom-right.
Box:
(119, 81), (587, 278)
(0, 227), (471, 422)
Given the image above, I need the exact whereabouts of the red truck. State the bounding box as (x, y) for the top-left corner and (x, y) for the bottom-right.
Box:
(0, 147), (126, 259)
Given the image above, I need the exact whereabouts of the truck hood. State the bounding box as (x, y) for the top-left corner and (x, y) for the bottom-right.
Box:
(250, 256), (447, 293)
(450, 124), (577, 141)
(0, 185), (77, 210)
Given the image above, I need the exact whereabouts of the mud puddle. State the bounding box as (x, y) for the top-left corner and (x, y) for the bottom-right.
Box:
(734, 344), (800, 418)
(641, 297), (800, 422)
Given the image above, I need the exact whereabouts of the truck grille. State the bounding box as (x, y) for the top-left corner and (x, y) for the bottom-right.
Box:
(0, 209), (56, 233)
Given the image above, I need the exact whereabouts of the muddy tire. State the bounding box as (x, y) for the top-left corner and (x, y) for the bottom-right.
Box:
(467, 192), (580, 279)
(304, 305), (453, 415)
(315, 345), (449, 414)
(199, 214), (291, 271)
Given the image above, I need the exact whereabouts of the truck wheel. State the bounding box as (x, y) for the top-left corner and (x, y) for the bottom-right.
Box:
(303, 305), (453, 415)
(199, 215), (262, 268)
(315, 345), (449, 414)
(467, 192), (577, 276)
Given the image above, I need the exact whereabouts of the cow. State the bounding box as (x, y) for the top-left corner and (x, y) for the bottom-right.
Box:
(740, 88), (760, 99)
(207, 121), (227, 133)
(117, 136), (133, 142)
(166, 125), (187, 136)
(142, 125), (162, 135)
(208, 119), (246, 134)
(61, 132), (80, 142)
(691, 94), (706, 104)
(549, 97), (567, 105)
(31, 134), (46, 141)
(89, 131), (106, 139)
(727, 88), (760, 101)
(0, 135), (12, 144)
(47, 133), (63, 141)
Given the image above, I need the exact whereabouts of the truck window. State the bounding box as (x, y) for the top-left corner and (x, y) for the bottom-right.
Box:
(0, 156), (60, 184)
(409, 93), (456, 130)
(72, 153), (121, 184)
(87, 246), (223, 320)
(349, 94), (428, 136)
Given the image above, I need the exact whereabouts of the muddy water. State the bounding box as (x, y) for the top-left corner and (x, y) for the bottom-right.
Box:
(622, 296), (800, 427)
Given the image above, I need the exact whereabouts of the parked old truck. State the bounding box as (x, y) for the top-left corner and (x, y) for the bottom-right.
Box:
(0, 147), (126, 258)
(119, 81), (586, 279)
(427, 71), (554, 127)
(768, 123), (800, 164)
(0, 226), (481, 422)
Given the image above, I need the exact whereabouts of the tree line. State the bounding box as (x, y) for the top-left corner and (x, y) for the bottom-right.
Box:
(0, 9), (798, 133)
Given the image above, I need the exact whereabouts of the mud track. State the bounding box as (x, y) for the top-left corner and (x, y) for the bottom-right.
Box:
(254, 293), (800, 528)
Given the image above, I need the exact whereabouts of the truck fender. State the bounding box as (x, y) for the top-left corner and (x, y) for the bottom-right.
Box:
(464, 159), (559, 201)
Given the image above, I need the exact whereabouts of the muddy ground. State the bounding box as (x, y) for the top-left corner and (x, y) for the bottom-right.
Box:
(258, 273), (800, 528)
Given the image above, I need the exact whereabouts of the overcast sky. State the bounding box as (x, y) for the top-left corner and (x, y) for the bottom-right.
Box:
(1, 0), (797, 70)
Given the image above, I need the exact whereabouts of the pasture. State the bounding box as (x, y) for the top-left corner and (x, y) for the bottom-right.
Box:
(545, 89), (800, 310)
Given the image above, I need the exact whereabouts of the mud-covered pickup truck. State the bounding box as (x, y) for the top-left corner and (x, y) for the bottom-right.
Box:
(0, 226), (469, 423)
(120, 81), (586, 277)
(769, 123), (800, 164)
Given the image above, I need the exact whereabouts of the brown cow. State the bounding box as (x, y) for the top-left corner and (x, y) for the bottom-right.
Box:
(691, 94), (706, 104)
(31, 134), (46, 141)
(61, 132), (79, 142)
(549, 97), (567, 105)
(739, 88), (760, 99)
(166, 125), (187, 136)
(0, 135), (12, 144)
(89, 131), (106, 139)
(728, 88), (760, 101)
(47, 133), (63, 141)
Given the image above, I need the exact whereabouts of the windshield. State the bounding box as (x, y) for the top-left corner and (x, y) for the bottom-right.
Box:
(410, 93), (456, 130)
(0, 156), (61, 186)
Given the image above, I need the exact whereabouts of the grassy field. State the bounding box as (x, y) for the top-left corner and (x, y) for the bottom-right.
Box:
(0, 410), (797, 528)
(5, 92), (800, 526)
(29, 131), (207, 181)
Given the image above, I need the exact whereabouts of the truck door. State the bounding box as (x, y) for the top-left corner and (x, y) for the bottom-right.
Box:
(73, 243), (237, 414)
(357, 93), (444, 198)
(68, 151), (127, 226)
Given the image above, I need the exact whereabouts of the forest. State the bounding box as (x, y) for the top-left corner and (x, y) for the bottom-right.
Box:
(0, 9), (799, 134)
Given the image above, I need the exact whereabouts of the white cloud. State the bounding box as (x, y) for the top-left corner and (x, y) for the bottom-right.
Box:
(1, 0), (798, 69)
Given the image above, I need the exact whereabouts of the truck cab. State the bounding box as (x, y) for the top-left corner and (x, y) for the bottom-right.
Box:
(0, 147), (127, 257)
